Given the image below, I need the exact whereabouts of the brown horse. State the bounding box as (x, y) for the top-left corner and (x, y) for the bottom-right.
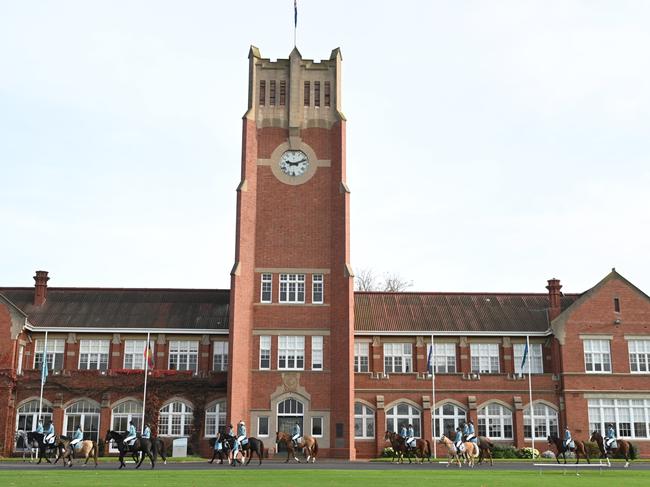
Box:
(476, 436), (494, 466)
(547, 434), (590, 464)
(275, 431), (318, 463)
(56, 438), (98, 467)
(590, 431), (631, 468)
(384, 431), (431, 464)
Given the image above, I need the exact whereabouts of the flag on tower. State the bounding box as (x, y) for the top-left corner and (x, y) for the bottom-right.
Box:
(519, 342), (529, 378)
(427, 344), (433, 374)
(41, 354), (48, 385)
(294, 0), (298, 28)
(144, 340), (154, 369)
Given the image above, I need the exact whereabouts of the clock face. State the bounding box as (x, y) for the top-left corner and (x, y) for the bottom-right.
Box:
(279, 150), (309, 177)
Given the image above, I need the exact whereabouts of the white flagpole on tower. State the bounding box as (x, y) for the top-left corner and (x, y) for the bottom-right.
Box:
(430, 334), (437, 459)
(38, 330), (48, 424)
(142, 332), (150, 433)
(527, 335), (535, 457)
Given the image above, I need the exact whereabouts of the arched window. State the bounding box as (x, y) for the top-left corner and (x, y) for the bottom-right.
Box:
(159, 401), (193, 436)
(386, 403), (421, 437)
(354, 402), (375, 439)
(278, 398), (304, 416)
(478, 403), (512, 439)
(524, 403), (558, 439)
(112, 400), (143, 433)
(276, 398), (304, 439)
(433, 403), (466, 438)
(15, 400), (53, 450)
(205, 401), (227, 437)
(64, 400), (100, 441)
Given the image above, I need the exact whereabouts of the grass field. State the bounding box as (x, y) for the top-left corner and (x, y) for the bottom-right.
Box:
(0, 469), (649, 486)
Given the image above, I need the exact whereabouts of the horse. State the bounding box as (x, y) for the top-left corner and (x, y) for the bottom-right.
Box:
(439, 435), (463, 467)
(27, 432), (65, 464)
(461, 440), (480, 467)
(208, 433), (230, 465)
(383, 431), (431, 464)
(590, 431), (631, 468)
(275, 431), (318, 463)
(15, 430), (38, 462)
(104, 430), (156, 469)
(547, 434), (590, 464)
(56, 437), (98, 467)
(239, 436), (264, 465)
(475, 436), (494, 466)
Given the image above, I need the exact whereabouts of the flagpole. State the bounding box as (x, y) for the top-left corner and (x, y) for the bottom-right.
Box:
(527, 335), (535, 457)
(431, 334), (437, 459)
(142, 332), (150, 434)
(38, 330), (48, 424)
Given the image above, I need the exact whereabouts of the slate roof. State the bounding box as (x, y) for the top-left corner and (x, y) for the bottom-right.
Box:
(354, 292), (580, 334)
(0, 288), (230, 329)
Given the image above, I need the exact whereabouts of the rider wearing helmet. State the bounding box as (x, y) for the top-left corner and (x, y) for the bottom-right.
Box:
(142, 423), (152, 439)
(605, 424), (617, 451)
(44, 421), (55, 445)
(70, 426), (83, 449)
(564, 426), (573, 449)
(124, 420), (137, 449)
(406, 424), (415, 448)
(292, 422), (301, 448)
(466, 420), (477, 444)
(454, 426), (464, 452)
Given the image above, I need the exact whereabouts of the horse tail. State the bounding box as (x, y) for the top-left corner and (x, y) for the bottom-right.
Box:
(93, 441), (98, 466)
(313, 439), (319, 456)
(259, 439), (265, 460)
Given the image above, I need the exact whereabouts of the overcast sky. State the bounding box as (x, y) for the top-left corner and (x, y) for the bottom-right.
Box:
(1, 1), (649, 295)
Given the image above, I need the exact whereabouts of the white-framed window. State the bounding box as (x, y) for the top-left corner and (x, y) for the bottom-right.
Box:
(312, 274), (324, 304)
(64, 400), (100, 442)
(78, 340), (109, 370)
(257, 417), (269, 437)
(354, 402), (375, 439)
(159, 401), (193, 436)
(428, 343), (456, 373)
(584, 339), (611, 373)
(212, 341), (228, 371)
(478, 403), (512, 439)
(433, 403), (466, 438)
(589, 398), (650, 438)
(278, 336), (305, 370)
(204, 401), (227, 437)
(311, 336), (323, 370)
(259, 336), (271, 370)
(261, 273), (272, 303)
(123, 340), (147, 369)
(34, 339), (65, 371)
(15, 400), (53, 450)
(524, 403), (558, 439)
(470, 343), (500, 374)
(629, 340), (650, 373)
(168, 340), (199, 372)
(513, 343), (543, 375)
(110, 400), (142, 452)
(386, 403), (421, 437)
(311, 417), (323, 437)
(354, 341), (369, 373)
(279, 274), (305, 303)
(384, 343), (412, 373)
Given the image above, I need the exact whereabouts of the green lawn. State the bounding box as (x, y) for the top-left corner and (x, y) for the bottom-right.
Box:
(0, 469), (649, 487)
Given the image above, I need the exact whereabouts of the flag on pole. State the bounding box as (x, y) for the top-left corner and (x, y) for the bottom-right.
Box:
(294, 1), (298, 28)
(41, 354), (48, 385)
(427, 344), (434, 374)
(144, 340), (154, 369)
(519, 342), (529, 378)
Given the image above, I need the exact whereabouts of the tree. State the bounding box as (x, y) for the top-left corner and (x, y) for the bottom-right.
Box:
(354, 268), (413, 292)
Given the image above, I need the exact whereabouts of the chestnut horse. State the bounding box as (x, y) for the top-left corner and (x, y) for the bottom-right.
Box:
(384, 431), (431, 464)
(275, 431), (318, 463)
(547, 434), (590, 464)
(590, 431), (631, 468)
(56, 437), (98, 467)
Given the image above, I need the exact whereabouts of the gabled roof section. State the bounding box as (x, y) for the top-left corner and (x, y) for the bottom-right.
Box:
(353, 292), (579, 335)
(0, 288), (230, 330)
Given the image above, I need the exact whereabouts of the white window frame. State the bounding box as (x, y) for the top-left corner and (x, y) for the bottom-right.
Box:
(588, 398), (650, 439)
(478, 403), (513, 439)
(159, 401), (193, 437)
(524, 403), (558, 440)
(212, 341), (229, 372)
(278, 336), (305, 370)
(629, 340), (650, 373)
(279, 274), (305, 303)
(384, 343), (413, 373)
(78, 339), (110, 370)
(15, 400), (53, 451)
(429, 343), (457, 373)
(354, 341), (369, 373)
(386, 403), (421, 437)
(584, 339), (612, 373)
(34, 339), (65, 371)
(204, 401), (227, 437)
(257, 416), (269, 437)
(64, 400), (101, 442)
(311, 417), (324, 437)
(261, 273), (272, 303)
(312, 274), (324, 304)
(354, 402), (375, 439)
(110, 400), (143, 452)
(123, 340), (147, 370)
(470, 343), (500, 374)
(259, 336), (271, 370)
(311, 336), (323, 370)
(168, 340), (199, 372)
(433, 403), (466, 438)
(513, 343), (543, 375)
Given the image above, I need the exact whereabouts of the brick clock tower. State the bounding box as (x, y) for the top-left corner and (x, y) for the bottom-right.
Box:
(227, 46), (355, 459)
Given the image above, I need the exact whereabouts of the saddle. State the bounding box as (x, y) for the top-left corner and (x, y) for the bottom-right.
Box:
(240, 437), (249, 446)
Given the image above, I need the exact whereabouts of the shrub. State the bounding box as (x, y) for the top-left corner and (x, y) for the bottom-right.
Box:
(584, 441), (601, 459)
(517, 447), (540, 459)
(491, 444), (517, 459)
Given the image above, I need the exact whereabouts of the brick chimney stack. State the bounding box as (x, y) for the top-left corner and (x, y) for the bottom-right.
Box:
(546, 278), (562, 321)
(33, 270), (50, 306)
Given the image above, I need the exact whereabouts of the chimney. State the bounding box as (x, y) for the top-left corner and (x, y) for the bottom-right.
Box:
(546, 278), (562, 321)
(33, 270), (50, 306)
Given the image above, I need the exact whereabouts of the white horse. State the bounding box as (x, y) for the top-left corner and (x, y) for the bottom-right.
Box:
(15, 430), (38, 462)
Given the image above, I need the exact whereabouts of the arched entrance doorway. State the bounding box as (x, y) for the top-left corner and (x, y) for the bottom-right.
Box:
(277, 398), (304, 452)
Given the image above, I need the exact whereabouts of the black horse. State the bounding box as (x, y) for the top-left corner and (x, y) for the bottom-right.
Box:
(27, 432), (65, 464)
(239, 436), (264, 465)
(104, 430), (156, 469)
(208, 433), (230, 465)
(209, 432), (264, 466)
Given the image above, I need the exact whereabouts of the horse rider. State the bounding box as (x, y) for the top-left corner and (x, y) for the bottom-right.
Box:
(399, 423), (407, 439)
(142, 423), (152, 440)
(36, 419), (44, 434)
(227, 424), (240, 463)
(237, 420), (247, 455)
(292, 422), (301, 448)
(70, 426), (83, 451)
(44, 420), (55, 445)
(124, 420), (138, 449)
(454, 426), (464, 452)
(406, 424), (415, 448)
(465, 419), (477, 444)
(563, 426), (573, 449)
(605, 424), (617, 451)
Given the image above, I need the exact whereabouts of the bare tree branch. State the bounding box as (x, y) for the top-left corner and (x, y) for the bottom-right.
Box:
(354, 268), (378, 291)
(381, 272), (413, 292)
(354, 268), (413, 292)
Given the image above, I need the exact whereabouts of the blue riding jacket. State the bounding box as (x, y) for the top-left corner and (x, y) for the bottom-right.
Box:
(73, 429), (83, 441)
(407, 427), (414, 438)
(46, 424), (54, 435)
(454, 431), (462, 443)
(142, 426), (151, 439)
(238, 424), (246, 437)
(36, 423), (44, 434)
(564, 429), (571, 441)
(400, 426), (407, 437)
(293, 424), (301, 437)
(606, 427), (616, 439)
(127, 424), (137, 437)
